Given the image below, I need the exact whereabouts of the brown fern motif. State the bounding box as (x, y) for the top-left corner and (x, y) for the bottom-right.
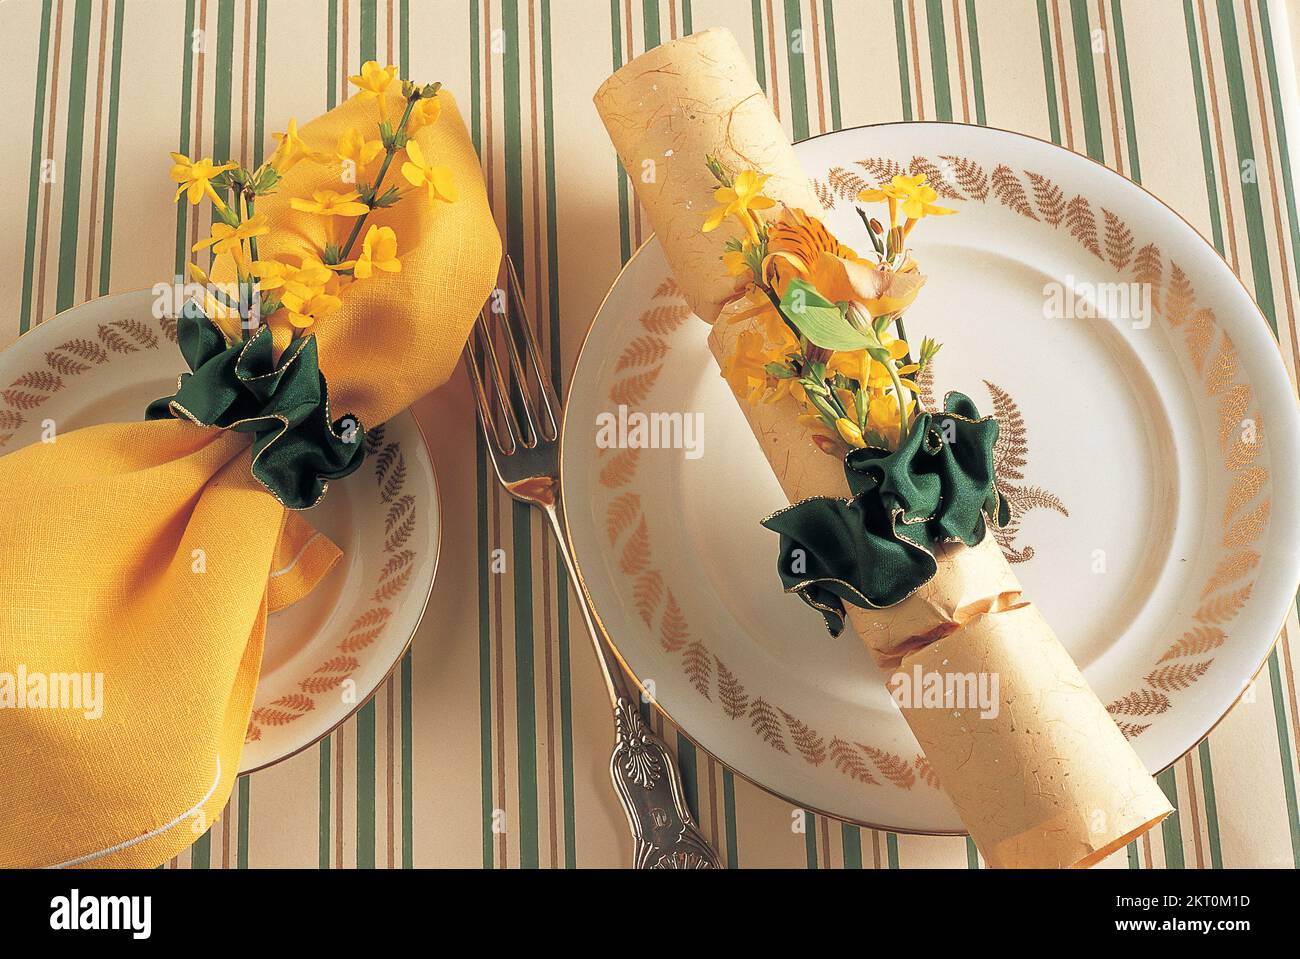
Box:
(633, 569), (664, 627)
(1201, 550), (1259, 597)
(859, 745), (916, 790)
(830, 737), (879, 785)
(250, 435), (417, 742)
(1026, 171), (1066, 226)
(1145, 661), (1213, 692)
(249, 694), (316, 727)
(980, 380), (1068, 564)
(299, 655), (362, 694)
(990, 164), (1037, 220)
(683, 641), (711, 700)
(659, 590), (689, 652)
(606, 492), (641, 544)
(110, 317), (160, 350)
(779, 708), (827, 766)
(749, 698), (788, 753)
(914, 755), (941, 790)
(341, 608), (393, 653)
(1064, 195), (1101, 258)
(1132, 243), (1163, 314)
(908, 156), (962, 199)
(1106, 688), (1171, 716)
(97, 324), (137, 354)
(615, 334), (668, 371)
(1157, 626), (1226, 664)
(1115, 722), (1151, 740)
(816, 165), (868, 204)
(1103, 209), (1135, 270)
(640, 303), (691, 335)
(941, 154), (990, 199)
(915, 363), (937, 412)
(598, 448), (640, 488)
(1223, 501), (1269, 551)
(716, 657), (748, 719)
(857, 156), (905, 184)
(611, 367), (662, 407)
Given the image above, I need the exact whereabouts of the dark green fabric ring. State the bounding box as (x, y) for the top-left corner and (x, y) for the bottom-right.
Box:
(146, 300), (366, 510)
(760, 391), (1009, 636)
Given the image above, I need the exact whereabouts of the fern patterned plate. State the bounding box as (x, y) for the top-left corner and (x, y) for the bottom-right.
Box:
(0, 289), (439, 774)
(562, 123), (1300, 833)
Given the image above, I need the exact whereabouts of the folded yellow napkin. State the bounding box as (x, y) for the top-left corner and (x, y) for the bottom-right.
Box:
(0, 87), (500, 868)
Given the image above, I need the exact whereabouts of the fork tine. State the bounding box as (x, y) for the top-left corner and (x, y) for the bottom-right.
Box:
(466, 313), (518, 455)
(503, 256), (560, 441)
(492, 261), (544, 448)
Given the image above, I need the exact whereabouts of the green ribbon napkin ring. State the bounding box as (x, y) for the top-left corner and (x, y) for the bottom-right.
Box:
(146, 300), (366, 509)
(761, 391), (1010, 636)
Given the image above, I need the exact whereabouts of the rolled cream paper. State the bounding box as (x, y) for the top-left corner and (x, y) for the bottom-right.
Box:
(709, 304), (1024, 663)
(594, 27), (821, 322)
(595, 29), (1172, 867)
(901, 604), (1174, 869)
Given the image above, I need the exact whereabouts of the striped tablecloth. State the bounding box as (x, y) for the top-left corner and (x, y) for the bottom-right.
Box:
(3, 0), (1298, 869)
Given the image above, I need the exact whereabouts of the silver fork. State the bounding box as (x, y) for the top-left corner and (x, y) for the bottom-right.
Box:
(464, 256), (720, 870)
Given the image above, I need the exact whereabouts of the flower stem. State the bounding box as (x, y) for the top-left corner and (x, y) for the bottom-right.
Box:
(339, 96), (418, 260)
(892, 312), (916, 368)
(885, 359), (911, 446)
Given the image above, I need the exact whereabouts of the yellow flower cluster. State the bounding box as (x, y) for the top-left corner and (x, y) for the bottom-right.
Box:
(707, 166), (953, 453)
(172, 61), (455, 340)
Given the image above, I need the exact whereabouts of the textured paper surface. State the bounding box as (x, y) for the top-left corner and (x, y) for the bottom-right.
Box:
(599, 28), (1172, 867)
(594, 27), (821, 322)
(902, 604), (1173, 869)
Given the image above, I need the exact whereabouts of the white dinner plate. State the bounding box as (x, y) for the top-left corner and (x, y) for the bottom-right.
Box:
(562, 123), (1300, 833)
(0, 288), (439, 773)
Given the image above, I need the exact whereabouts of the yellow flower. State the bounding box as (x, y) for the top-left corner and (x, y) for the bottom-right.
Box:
(349, 60), (398, 119)
(354, 225), (401, 279)
(249, 259), (289, 291)
(702, 170), (776, 242)
(405, 95), (442, 133)
(289, 188), (371, 218)
(835, 417), (866, 449)
(856, 173), (919, 204)
(278, 254), (335, 299)
(269, 118), (323, 173)
(191, 214), (270, 270)
(401, 140), (457, 203)
(723, 250), (747, 276)
(336, 127), (384, 176)
(807, 252), (927, 316)
(170, 153), (237, 210)
(720, 329), (773, 403)
(280, 289), (343, 331)
(893, 176), (956, 220)
(858, 174), (956, 232)
(866, 391), (916, 449)
(761, 206), (861, 298)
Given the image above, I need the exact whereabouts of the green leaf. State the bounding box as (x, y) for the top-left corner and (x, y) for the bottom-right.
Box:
(779, 278), (872, 352)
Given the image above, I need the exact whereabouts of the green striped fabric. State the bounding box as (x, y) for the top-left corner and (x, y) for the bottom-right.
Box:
(3, 0), (1298, 869)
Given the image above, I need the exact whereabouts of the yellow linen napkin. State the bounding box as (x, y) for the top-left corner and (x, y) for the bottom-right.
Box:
(0, 86), (500, 868)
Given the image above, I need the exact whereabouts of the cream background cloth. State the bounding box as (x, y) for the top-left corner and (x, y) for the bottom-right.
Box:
(1, 0), (1297, 868)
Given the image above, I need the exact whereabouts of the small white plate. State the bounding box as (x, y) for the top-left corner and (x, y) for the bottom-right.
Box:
(0, 288), (439, 772)
(562, 123), (1300, 833)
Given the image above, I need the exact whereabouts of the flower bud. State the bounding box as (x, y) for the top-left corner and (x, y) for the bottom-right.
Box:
(835, 417), (866, 448)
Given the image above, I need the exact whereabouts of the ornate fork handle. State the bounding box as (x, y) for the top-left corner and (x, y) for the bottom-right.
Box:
(537, 498), (720, 870)
(610, 695), (719, 869)
(466, 259), (719, 870)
